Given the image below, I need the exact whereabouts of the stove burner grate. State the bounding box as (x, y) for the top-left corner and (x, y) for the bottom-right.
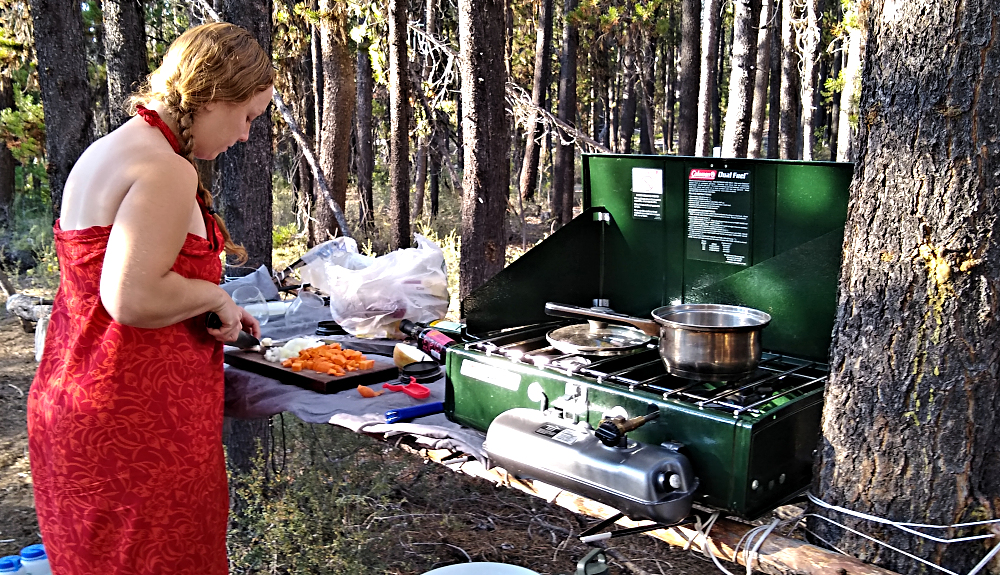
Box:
(464, 323), (828, 417)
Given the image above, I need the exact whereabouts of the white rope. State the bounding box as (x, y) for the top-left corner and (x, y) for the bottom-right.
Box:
(807, 492), (1000, 544)
(685, 511), (783, 575)
(805, 492), (1000, 575)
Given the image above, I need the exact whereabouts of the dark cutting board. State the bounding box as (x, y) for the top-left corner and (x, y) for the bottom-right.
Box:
(224, 348), (399, 394)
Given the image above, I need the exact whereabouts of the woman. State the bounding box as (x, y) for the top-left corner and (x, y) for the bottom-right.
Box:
(27, 23), (274, 574)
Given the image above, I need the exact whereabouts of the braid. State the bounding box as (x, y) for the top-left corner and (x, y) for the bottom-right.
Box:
(167, 97), (248, 264)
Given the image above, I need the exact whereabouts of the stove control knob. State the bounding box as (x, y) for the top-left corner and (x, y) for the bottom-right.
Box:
(655, 472), (683, 491)
(526, 382), (547, 405)
(751, 480), (760, 491)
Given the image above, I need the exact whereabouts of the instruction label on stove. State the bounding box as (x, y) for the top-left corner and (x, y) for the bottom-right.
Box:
(631, 167), (663, 220)
(686, 168), (752, 265)
(459, 359), (521, 391)
(534, 423), (585, 445)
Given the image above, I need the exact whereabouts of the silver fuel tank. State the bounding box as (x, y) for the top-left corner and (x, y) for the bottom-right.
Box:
(483, 408), (697, 525)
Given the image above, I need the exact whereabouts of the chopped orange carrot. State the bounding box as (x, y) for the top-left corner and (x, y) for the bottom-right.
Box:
(281, 344), (379, 376)
(357, 385), (383, 397)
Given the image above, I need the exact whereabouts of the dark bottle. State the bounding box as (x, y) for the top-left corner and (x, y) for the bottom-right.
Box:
(399, 319), (457, 363)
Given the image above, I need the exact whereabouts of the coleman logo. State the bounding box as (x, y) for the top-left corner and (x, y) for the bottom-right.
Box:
(689, 169), (716, 180)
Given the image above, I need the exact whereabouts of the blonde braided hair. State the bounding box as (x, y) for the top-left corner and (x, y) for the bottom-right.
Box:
(129, 22), (276, 264)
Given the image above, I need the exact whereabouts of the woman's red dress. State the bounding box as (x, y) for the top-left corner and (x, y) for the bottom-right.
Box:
(27, 210), (230, 572)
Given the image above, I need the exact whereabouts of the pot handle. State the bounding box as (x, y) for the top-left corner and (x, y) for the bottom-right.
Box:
(544, 302), (660, 337)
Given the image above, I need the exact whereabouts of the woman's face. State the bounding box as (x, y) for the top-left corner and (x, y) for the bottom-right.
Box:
(192, 85), (274, 160)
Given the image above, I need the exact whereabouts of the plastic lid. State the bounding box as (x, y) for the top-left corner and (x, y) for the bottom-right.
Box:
(19, 544), (45, 560)
(0, 556), (21, 572)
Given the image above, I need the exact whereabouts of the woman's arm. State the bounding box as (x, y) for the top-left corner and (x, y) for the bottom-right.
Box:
(99, 155), (254, 341)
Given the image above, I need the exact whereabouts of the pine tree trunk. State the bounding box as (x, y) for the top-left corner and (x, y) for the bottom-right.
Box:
(355, 43), (375, 230)
(766, 0), (782, 158)
(798, 0), (819, 160)
(552, 0), (578, 228)
(458, 0), (510, 299)
(102, 0), (146, 130)
(828, 41), (842, 162)
(28, 0), (94, 219)
(663, 10), (677, 154)
(594, 38), (611, 149)
(836, 10), (865, 162)
(695, 0), (722, 156)
(778, 0), (799, 159)
(388, 0), (410, 250)
(721, 0), (759, 157)
(0, 76), (15, 231)
(215, 0), (273, 275)
(519, 0), (552, 202)
(812, 3), (1000, 574)
(747, 0), (773, 158)
(618, 49), (637, 154)
(412, 141), (428, 221)
(677, 0), (700, 155)
(315, 0), (355, 242)
(295, 38), (315, 235)
(713, 19), (726, 150)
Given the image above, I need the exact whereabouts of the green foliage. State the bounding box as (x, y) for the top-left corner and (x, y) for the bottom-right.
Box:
(0, 88), (44, 164)
(822, 70), (845, 105)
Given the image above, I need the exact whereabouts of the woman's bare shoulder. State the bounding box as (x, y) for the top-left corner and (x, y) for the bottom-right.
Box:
(61, 119), (197, 229)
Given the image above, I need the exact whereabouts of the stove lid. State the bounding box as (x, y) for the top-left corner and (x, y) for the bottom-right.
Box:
(547, 323), (652, 356)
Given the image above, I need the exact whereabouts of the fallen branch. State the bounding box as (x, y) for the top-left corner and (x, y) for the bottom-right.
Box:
(0, 267), (16, 298)
(271, 90), (352, 238)
(424, 450), (900, 575)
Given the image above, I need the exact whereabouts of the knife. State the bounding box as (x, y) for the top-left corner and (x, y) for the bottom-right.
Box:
(206, 311), (261, 349)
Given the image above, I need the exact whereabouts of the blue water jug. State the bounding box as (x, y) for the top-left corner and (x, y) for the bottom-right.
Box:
(0, 555), (24, 574)
(18, 545), (49, 575)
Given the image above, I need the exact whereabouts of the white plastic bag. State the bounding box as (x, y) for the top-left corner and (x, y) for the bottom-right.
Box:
(298, 233), (450, 338)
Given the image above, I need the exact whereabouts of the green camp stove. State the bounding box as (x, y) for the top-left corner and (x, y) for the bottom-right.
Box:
(444, 154), (852, 520)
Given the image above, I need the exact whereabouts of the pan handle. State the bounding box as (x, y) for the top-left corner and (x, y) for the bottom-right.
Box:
(544, 302), (660, 337)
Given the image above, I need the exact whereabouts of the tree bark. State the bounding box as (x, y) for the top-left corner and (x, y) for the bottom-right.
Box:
(518, 0), (553, 202)
(552, 0), (578, 228)
(778, 0), (799, 159)
(812, 2), (1000, 574)
(103, 0), (147, 130)
(412, 142), (428, 221)
(798, 0), (820, 160)
(355, 43), (375, 231)
(618, 48), (637, 154)
(315, 0), (355, 242)
(388, 0), (410, 250)
(677, 0), (699, 155)
(28, 0), (94, 220)
(721, 0), (759, 157)
(747, 0), (773, 158)
(458, 0), (510, 299)
(695, 0), (722, 156)
(662, 7), (677, 154)
(213, 0), (273, 276)
(0, 76), (14, 231)
(766, 0), (782, 158)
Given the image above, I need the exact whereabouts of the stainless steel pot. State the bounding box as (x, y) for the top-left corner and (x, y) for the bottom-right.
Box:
(545, 302), (771, 381)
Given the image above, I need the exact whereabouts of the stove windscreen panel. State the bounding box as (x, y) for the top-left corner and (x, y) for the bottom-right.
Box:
(586, 155), (852, 362)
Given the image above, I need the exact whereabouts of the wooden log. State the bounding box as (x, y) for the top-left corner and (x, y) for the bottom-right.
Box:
(6, 293), (53, 321)
(422, 449), (899, 575)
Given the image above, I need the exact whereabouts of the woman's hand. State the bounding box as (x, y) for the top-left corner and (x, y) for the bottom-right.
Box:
(206, 299), (261, 343)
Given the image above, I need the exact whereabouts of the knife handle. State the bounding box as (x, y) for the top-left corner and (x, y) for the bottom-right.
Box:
(205, 311), (222, 329)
